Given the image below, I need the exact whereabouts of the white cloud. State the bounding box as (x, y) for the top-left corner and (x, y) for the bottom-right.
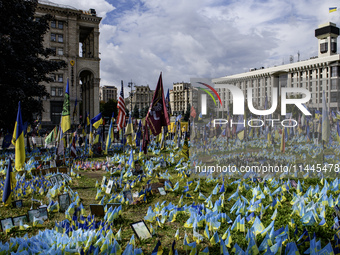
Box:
(51, 0), (340, 92)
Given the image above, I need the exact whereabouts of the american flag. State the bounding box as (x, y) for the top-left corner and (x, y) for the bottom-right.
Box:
(117, 80), (126, 131)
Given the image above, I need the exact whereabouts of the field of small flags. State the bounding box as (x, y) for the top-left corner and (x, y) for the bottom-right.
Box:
(2, 75), (340, 254)
(0, 137), (340, 254)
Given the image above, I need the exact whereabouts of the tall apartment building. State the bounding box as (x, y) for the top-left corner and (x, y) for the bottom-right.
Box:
(169, 82), (195, 116)
(213, 22), (340, 117)
(125, 85), (154, 114)
(36, 0), (101, 129)
(100, 85), (117, 103)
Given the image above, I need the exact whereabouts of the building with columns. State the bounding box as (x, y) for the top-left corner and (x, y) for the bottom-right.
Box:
(125, 85), (154, 115)
(100, 85), (117, 103)
(36, 0), (101, 129)
(213, 22), (340, 117)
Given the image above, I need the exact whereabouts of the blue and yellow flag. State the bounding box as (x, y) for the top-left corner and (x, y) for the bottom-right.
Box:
(2, 159), (15, 206)
(61, 79), (71, 133)
(86, 111), (90, 126)
(330, 7), (337, 13)
(12, 101), (25, 171)
(315, 110), (321, 120)
(91, 113), (103, 129)
(180, 134), (189, 161)
(105, 113), (115, 154)
(125, 115), (133, 146)
(151, 240), (163, 255)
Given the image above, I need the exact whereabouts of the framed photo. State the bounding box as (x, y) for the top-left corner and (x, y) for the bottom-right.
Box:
(50, 160), (56, 168)
(123, 190), (132, 203)
(101, 176), (107, 188)
(130, 220), (152, 240)
(28, 207), (48, 223)
(12, 200), (23, 208)
(12, 215), (28, 227)
(62, 174), (71, 183)
(0, 218), (13, 232)
(49, 176), (57, 186)
(55, 174), (64, 185)
(58, 193), (70, 213)
(38, 207), (48, 221)
(158, 187), (166, 196)
(90, 204), (105, 217)
(27, 209), (39, 223)
(106, 180), (114, 194)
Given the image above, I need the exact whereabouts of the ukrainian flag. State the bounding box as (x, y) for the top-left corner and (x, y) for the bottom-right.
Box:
(61, 79), (71, 133)
(86, 111), (90, 126)
(105, 113), (115, 154)
(151, 240), (163, 255)
(127, 149), (135, 169)
(330, 7), (337, 13)
(125, 115), (133, 146)
(91, 112), (103, 129)
(315, 110), (321, 120)
(12, 101), (25, 171)
(210, 231), (220, 245)
(2, 160), (15, 206)
(180, 135), (189, 161)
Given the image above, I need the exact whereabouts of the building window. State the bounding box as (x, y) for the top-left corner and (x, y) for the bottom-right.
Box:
(50, 101), (63, 124)
(331, 38), (337, 53)
(331, 92), (338, 102)
(51, 87), (63, 97)
(58, 21), (63, 29)
(57, 74), (63, 82)
(51, 20), (56, 28)
(51, 74), (56, 82)
(58, 34), (63, 43)
(57, 48), (63, 56)
(331, 66), (339, 77)
(331, 79), (337, 90)
(51, 33), (56, 41)
(320, 42), (328, 53)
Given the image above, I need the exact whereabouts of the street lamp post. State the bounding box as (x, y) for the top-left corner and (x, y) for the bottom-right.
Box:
(128, 81), (134, 116)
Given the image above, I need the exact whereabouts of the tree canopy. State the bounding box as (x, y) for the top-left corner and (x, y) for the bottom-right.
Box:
(0, 0), (66, 131)
(100, 99), (118, 120)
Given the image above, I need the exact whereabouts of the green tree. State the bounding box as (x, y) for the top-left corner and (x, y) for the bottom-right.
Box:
(140, 106), (149, 118)
(100, 99), (118, 119)
(0, 0), (66, 130)
(132, 104), (140, 119)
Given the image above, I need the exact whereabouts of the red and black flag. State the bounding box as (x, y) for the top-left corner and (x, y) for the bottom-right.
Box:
(145, 73), (170, 136)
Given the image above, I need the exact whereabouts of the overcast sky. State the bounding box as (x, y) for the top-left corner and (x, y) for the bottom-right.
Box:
(50, 0), (340, 95)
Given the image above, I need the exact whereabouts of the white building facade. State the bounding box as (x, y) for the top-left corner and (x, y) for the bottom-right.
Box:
(213, 22), (340, 117)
